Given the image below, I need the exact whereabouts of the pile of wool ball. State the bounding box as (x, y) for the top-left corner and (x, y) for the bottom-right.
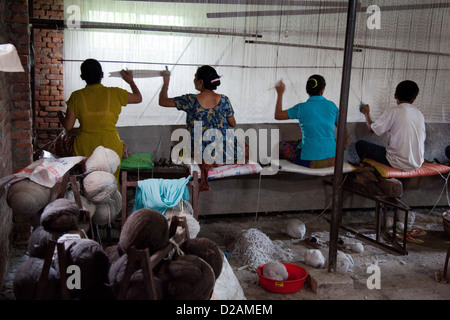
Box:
(107, 209), (223, 300)
(80, 146), (122, 226)
(14, 198), (114, 300)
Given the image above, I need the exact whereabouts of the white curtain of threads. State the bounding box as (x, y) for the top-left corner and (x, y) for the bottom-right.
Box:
(63, 0), (450, 127)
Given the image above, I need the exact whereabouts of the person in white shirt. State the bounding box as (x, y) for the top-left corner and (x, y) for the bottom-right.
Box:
(356, 80), (425, 171)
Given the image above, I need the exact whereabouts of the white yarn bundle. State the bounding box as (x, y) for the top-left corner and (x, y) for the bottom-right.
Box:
(64, 189), (97, 219)
(167, 200), (200, 239)
(92, 189), (122, 226)
(324, 249), (354, 274)
(386, 211), (415, 232)
(262, 262), (289, 281)
(82, 171), (117, 203)
(304, 249), (325, 268)
(84, 146), (120, 175)
(285, 219), (306, 239)
(230, 228), (294, 270)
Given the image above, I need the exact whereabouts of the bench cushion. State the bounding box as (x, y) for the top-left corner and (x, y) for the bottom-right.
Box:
(363, 158), (450, 178)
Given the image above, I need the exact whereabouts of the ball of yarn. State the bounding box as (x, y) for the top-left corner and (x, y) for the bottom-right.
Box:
(285, 219), (306, 239)
(350, 242), (364, 253)
(27, 226), (55, 259)
(64, 189), (96, 218)
(157, 254), (215, 300)
(262, 262), (289, 281)
(118, 208), (169, 255)
(7, 178), (51, 218)
(304, 249), (325, 268)
(82, 171), (117, 203)
(325, 250), (354, 274)
(40, 198), (79, 232)
(84, 146), (120, 175)
(13, 257), (60, 300)
(92, 189), (122, 226)
(65, 238), (109, 295)
(180, 237), (224, 279)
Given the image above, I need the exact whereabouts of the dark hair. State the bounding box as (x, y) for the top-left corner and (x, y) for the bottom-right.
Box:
(196, 65), (221, 90)
(306, 74), (326, 96)
(80, 59), (103, 84)
(395, 80), (419, 102)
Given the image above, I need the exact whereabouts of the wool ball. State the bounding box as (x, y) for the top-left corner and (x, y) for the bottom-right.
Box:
(180, 237), (224, 279)
(13, 257), (60, 300)
(326, 250), (354, 274)
(84, 146), (120, 175)
(285, 219), (306, 239)
(157, 255), (215, 300)
(108, 254), (162, 300)
(7, 178), (51, 218)
(65, 238), (109, 297)
(65, 189), (96, 218)
(262, 262), (289, 281)
(118, 208), (169, 256)
(350, 242), (364, 253)
(304, 249), (325, 268)
(82, 171), (117, 203)
(179, 212), (200, 239)
(92, 189), (122, 226)
(40, 198), (80, 232)
(27, 226), (55, 259)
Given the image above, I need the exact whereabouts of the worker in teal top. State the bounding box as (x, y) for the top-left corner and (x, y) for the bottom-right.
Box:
(274, 75), (349, 168)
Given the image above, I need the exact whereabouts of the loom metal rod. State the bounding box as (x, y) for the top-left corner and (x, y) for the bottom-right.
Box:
(206, 2), (450, 18)
(62, 59), (450, 71)
(76, 21), (263, 38)
(118, 0), (348, 7)
(246, 40), (450, 57)
(329, 0), (358, 274)
(29, 18), (262, 38)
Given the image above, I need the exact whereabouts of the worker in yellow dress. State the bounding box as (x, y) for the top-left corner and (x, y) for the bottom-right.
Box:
(58, 58), (142, 185)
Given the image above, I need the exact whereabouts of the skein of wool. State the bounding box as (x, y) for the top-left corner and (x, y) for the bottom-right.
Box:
(65, 189), (96, 218)
(304, 249), (325, 268)
(84, 146), (120, 175)
(324, 249), (354, 274)
(285, 219), (306, 239)
(6, 178), (51, 219)
(118, 208), (169, 256)
(92, 189), (122, 226)
(27, 226), (55, 259)
(108, 253), (163, 299)
(262, 262), (289, 281)
(180, 238), (224, 279)
(13, 257), (60, 300)
(40, 198), (80, 233)
(157, 255), (215, 300)
(64, 238), (110, 298)
(82, 171), (117, 203)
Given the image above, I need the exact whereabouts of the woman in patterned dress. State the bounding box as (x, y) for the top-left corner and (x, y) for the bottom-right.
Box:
(159, 65), (245, 165)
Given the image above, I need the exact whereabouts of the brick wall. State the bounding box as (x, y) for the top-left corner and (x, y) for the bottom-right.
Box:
(33, 0), (65, 148)
(0, 0), (31, 288)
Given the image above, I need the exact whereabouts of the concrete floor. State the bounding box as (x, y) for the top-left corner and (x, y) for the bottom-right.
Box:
(1, 207), (449, 300)
(197, 207), (450, 300)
